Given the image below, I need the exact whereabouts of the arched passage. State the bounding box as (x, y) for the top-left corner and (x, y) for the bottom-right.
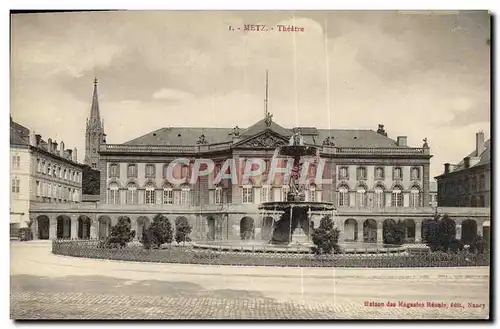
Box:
(240, 217), (254, 240)
(461, 219), (478, 245)
(37, 215), (50, 240)
(56, 215), (71, 239)
(404, 219), (416, 242)
(78, 215), (91, 239)
(343, 218), (358, 242)
(136, 216), (151, 242)
(207, 217), (216, 241)
(261, 217), (274, 241)
(382, 219), (397, 244)
(363, 219), (377, 243)
(98, 216), (112, 239)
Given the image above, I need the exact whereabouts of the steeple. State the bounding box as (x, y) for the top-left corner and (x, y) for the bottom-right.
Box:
(89, 77), (101, 126)
(84, 77), (105, 168)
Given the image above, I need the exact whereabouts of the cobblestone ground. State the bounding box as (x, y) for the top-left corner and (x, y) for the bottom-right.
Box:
(10, 241), (490, 320)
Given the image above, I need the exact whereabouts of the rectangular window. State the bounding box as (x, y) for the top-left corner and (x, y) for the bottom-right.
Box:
(339, 167), (349, 180)
(163, 189), (173, 204)
(127, 164), (137, 178)
(242, 186), (253, 204)
(36, 181), (40, 196)
(11, 178), (20, 193)
(356, 167), (367, 180)
(393, 167), (403, 180)
(12, 155), (20, 169)
(109, 164), (118, 177)
(261, 186), (271, 202)
(145, 164), (156, 178)
(215, 188), (223, 204)
(411, 167), (420, 180)
(308, 189), (316, 202)
(181, 189), (190, 205)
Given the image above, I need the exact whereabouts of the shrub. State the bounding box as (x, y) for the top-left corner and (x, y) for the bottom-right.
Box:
(469, 235), (486, 254)
(310, 215), (341, 255)
(142, 214), (173, 249)
(175, 217), (192, 244)
(105, 217), (136, 248)
(426, 214), (456, 252)
(19, 227), (33, 241)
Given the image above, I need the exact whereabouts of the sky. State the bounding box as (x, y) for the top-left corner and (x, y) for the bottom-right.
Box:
(10, 10), (491, 179)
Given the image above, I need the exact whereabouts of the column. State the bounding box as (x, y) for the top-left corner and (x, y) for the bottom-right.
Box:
(90, 219), (98, 239)
(455, 224), (462, 240)
(422, 164), (430, 207)
(71, 216), (78, 239)
(477, 221), (483, 237)
(49, 216), (57, 240)
(377, 221), (383, 244)
(415, 220), (422, 243)
(357, 220), (364, 242)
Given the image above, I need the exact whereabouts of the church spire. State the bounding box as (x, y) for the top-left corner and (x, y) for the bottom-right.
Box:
(90, 77), (101, 126)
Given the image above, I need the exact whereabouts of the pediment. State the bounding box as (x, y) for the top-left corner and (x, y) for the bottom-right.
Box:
(234, 129), (289, 149)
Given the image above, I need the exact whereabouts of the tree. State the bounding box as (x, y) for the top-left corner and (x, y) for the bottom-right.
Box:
(426, 213), (456, 252)
(82, 164), (100, 195)
(106, 217), (135, 248)
(175, 217), (192, 245)
(311, 215), (341, 255)
(383, 220), (406, 245)
(142, 214), (173, 249)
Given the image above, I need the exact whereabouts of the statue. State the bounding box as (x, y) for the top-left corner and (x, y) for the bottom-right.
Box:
(423, 138), (429, 148)
(197, 134), (208, 145)
(289, 128), (304, 146)
(264, 112), (273, 127)
(232, 126), (240, 137)
(322, 136), (335, 146)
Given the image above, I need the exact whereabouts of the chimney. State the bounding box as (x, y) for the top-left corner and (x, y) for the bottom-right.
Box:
(29, 130), (36, 146)
(67, 149), (73, 160)
(72, 147), (78, 162)
(53, 140), (58, 153)
(476, 131), (485, 156)
(35, 134), (41, 146)
(60, 141), (65, 157)
(464, 157), (470, 169)
(444, 163), (450, 174)
(397, 136), (407, 147)
(47, 138), (52, 152)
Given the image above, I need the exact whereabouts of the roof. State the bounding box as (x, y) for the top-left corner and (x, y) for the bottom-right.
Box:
(10, 120), (30, 146)
(124, 119), (404, 148)
(449, 139), (491, 173)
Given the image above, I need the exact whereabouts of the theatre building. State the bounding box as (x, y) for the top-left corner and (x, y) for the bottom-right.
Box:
(29, 82), (490, 244)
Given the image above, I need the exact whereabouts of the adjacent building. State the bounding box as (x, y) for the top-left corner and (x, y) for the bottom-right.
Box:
(435, 131), (491, 208)
(10, 117), (83, 238)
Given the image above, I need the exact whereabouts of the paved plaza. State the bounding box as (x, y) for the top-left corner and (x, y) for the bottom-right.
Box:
(10, 241), (490, 320)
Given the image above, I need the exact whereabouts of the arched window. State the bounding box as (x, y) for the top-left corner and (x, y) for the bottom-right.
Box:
(126, 183), (137, 204)
(108, 183), (119, 204)
(338, 185), (349, 207)
(281, 185), (290, 202)
(356, 186), (367, 207)
(308, 184), (316, 202)
(391, 186), (403, 207)
(163, 185), (173, 205)
(181, 185), (191, 205)
(409, 186), (420, 208)
(145, 183), (156, 205)
(374, 185), (385, 208)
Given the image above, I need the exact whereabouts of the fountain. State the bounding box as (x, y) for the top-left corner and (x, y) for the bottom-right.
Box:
(258, 128), (336, 246)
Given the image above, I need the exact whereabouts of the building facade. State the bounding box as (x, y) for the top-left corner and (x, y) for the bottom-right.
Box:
(436, 131), (491, 208)
(10, 118), (83, 238)
(27, 82), (490, 245)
